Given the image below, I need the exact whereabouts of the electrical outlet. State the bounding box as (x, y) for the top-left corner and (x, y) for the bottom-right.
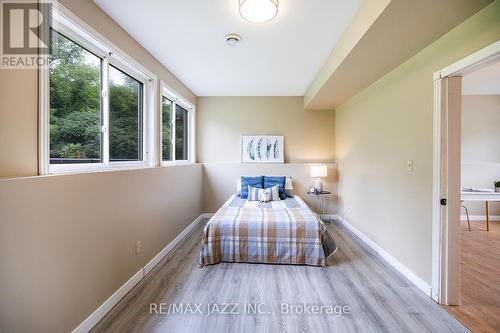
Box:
(135, 241), (141, 255)
(407, 160), (414, 172)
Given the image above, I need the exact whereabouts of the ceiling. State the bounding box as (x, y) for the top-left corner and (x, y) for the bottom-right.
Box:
(304, 0), (493, 109)
(94, 0), (362, 96)
(463, 60), (500, 95)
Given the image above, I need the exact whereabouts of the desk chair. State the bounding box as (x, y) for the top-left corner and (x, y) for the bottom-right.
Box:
(461, 201), (471, 232)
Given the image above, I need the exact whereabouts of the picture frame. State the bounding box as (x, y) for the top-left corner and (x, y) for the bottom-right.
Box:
(241, 135), (284, 163)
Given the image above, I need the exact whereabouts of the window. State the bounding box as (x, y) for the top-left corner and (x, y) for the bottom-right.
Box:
(49, 30), (102, 164)
(108, 65), (143, 162)
(161, 96), (172, 161)
(175, 104), (188, 160)
(40, 8), (156, 174)
(161, 84), (195, 163)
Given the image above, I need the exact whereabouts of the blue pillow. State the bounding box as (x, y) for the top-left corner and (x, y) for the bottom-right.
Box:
(240, 176), (264, 199)
(264, 176), (286, 200)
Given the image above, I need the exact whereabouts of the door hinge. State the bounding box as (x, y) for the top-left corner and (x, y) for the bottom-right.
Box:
(440, 198), (447, 206)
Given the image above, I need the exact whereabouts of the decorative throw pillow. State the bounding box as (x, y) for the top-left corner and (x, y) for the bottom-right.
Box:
(240, 176), (263, 199)
(247, 185), (261, 201)
(263, 176), (287, 200)
(263, 185), (280, 202)
(260, 189), (271, 203)
(247, 185), (280, 202)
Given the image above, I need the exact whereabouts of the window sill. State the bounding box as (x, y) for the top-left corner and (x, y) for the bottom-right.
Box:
(49, 162), (151, 176)
(161, 161), (196, 167)
(46, 161), (198, 176)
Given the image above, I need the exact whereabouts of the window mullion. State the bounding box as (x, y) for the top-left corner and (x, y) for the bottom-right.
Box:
(187, 110), (192, 162)
(102, 57), (110, 165)
(172, 101), (176, 161)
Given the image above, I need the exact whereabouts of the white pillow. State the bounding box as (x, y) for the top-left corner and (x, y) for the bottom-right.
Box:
(262, 185), (280, 202)
(247, 185), (280, 202)
(285, 177), (294, 197)
(237, 177), (242, 195)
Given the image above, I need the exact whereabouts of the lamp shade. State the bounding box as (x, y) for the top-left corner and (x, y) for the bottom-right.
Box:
(310, 165), (327, 178)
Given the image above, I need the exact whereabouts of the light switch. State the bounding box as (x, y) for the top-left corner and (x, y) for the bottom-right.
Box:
(407, 160), (414, 172)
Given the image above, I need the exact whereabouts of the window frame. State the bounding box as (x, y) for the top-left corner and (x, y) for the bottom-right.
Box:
(39, 4), (157, 175)
(160, 81), (196, 165)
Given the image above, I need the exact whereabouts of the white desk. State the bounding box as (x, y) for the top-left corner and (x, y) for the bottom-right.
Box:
(461, 192), (500, 231)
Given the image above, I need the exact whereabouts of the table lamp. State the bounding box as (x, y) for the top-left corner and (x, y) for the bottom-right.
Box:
(310, 165), (327, 193)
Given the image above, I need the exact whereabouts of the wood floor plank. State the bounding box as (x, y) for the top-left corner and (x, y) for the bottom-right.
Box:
(444, 220), (500, 333)
(91, 220), (469, 333)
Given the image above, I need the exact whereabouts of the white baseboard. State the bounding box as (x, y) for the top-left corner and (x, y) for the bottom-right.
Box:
(337, 216), (431, 297)
(144, 214), (210, 275)
(72, 214), (208, 333)
(460, 215), (500, 222)
(72, 269), (143, 333)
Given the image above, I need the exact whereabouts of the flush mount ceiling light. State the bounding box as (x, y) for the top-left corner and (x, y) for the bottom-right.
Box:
(239, 0), (279, 24)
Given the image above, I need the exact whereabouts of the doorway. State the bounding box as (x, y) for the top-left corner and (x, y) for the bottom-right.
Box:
(432, 41), (500, 331)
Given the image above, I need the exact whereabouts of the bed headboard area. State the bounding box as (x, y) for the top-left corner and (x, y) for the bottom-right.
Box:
(202, 162), (338, 214)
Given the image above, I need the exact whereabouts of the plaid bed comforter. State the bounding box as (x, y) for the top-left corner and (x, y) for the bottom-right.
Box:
(200, 203), (336, 267)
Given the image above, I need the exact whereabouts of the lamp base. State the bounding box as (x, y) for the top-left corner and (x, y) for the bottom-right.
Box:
(314, 178), (323, 193)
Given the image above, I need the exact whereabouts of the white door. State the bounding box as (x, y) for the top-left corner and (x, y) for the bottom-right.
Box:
(436, 76), (462, 305)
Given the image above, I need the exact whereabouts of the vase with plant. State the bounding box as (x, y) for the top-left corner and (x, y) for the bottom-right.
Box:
(495, 181), (500, 193)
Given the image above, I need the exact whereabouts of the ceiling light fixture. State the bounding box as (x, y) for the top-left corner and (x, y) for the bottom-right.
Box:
(239, 0), (278, 24)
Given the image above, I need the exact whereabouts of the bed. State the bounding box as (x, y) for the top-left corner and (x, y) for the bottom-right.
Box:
(199, 194), (337, 267)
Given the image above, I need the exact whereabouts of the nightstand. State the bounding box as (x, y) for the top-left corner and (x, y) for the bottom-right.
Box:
(307, 191), (333, 223)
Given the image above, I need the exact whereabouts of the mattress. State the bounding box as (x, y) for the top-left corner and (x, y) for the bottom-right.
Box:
(199, 195), (337, 267)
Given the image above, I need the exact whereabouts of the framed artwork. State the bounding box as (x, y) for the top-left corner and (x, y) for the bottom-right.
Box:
(241, 135), (284, 163)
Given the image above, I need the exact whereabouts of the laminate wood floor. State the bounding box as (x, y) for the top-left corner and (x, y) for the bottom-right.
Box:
(445, 220), (500, 333)
(91, 220), (469, 333)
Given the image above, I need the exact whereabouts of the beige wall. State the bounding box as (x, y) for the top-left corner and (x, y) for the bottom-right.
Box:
(197, 96), (336, 213)
(202, 163), (338, 214)
(197, 97), (334, 163)
(335, 1), (500, 285)
(461, 95), (500, 215)
(0, 69), (38, 177)
(0, 1), (202, 332)
(0, 165), (202, 333)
